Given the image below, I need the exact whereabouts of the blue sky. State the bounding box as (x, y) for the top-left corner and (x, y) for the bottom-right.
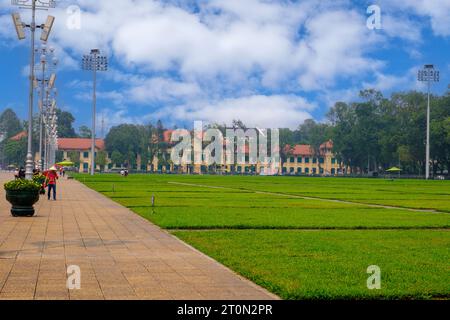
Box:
(0, 0), (449, 134)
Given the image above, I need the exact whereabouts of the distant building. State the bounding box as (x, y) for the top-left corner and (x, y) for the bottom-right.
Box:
(58, 138), (109, 173)
(57, 133), (341, 176)
(150, 131), (341, 176)
(10, 131), (27, 141)
(282, 141), (340, 176)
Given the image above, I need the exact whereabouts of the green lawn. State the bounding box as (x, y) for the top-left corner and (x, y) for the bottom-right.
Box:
(174, 230), (450, 300)
(75, 174), (450, 299)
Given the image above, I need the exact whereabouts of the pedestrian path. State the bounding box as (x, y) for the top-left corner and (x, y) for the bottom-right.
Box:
(0, 173), (278, 300)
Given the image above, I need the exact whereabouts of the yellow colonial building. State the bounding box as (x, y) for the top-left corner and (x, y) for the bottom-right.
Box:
(282, 141), (340, 176)
(58, 138), (110, 173)
(149, 131), (340, 176)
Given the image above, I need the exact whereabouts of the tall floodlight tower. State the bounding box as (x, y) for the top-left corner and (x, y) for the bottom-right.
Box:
(11, 0), (55, 179)
(82, 49), (108, 176)
(418, 65), (440, 180)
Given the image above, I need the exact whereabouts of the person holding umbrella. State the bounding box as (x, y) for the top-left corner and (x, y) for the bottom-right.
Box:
(44, 166), (59, 201)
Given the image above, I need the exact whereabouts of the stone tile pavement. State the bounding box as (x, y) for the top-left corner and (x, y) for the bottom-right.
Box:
(0, 173), (278, 300)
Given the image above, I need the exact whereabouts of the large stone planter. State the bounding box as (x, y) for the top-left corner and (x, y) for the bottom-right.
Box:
(5, 190), (40, 217)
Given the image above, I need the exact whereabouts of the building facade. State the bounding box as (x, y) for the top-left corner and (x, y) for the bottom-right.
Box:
(58, 135), (340, 176)
(149, 131), (340, 176)
(58, 138), (110, 173)
(282, 141), (340, 176)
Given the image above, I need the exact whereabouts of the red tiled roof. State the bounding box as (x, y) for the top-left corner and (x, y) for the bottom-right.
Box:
(284, 144), (313, 156)
(320, 140), (333, 150)
(163, 130), (174, 143)
(10, 131), (27, 141)
(284, 141), (334, 156)
(58, 138), (105, 151)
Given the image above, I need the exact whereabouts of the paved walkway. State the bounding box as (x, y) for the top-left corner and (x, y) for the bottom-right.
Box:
(0, 173), (277, 300)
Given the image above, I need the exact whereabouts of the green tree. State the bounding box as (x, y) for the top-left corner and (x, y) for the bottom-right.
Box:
(95, 150), (108, 171)
(3, 138), (27, 166)
(111, 150), (124, 167)
(105, 124), (140, 155)
(56, 109), (77, 138)
(67, 151), (81, 168)
(79, 126), (92, 138)
(137, 124), (153, 171)
(0, 108), (23, 138)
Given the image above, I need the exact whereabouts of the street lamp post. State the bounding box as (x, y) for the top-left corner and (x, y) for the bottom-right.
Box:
(82, 49), (108, 176)
(35, 44), (57, 171)
(418, 64), (440, 180)
(11, 0), (55, 179)
(43, 94), (57, 170)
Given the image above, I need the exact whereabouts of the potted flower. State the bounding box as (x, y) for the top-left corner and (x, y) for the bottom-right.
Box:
(4, 179), (41, 217)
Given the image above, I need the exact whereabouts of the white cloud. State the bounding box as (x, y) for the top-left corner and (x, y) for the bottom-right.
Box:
(17, 0), (384, 90)
(382, 14), (422, 42)
(295, 9), (382, 90)
(98, 108), (153, 130)
(127, 77), (202, 103)
(362, 72), (412, 92)
(379, 0), (450, 37)
(2, 0), (447, 127)
(157, 95), (316, 129)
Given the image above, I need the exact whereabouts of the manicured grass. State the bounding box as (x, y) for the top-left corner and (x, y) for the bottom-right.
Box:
(75, 174), (450, 299)
(78, 174), (450, 229)
(173, 229), (450, 300)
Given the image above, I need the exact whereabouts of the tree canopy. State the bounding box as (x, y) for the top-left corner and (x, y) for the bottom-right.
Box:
(0, 108), (23, 138)
(56, 109), (77, 138)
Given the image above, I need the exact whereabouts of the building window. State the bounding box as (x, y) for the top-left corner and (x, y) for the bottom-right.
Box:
(83, 163), (89, 171)
(282, 167), (287, 174)
(313, 158), (317, 164)
(237, 166), (242, 172)
(319, 158), (325, 164)
(313, 168), (317, 174)
(305, 168), (310, 174)
(297, 157), (302, 163)
(83, 152), (89, 158)
(320, 168), (324, 174)
(290, 157), (295, 163)
(297, 168), (302, 174)
(290, 167), (295, 174)
(331, 168), (336, 175)
(305, 157), (310, 164)
(332, 158), (336, 164)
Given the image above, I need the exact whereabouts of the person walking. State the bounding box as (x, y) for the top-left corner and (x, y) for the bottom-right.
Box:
(45, 166), (59, 201)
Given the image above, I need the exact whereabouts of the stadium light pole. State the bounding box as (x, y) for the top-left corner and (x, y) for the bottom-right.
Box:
(11, 0), (56, 179)
(418, 64), (440, 180)
(82, 49), (108, 176)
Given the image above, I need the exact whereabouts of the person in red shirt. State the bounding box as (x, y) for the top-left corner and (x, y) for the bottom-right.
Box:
(45, 166), (59, 201)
